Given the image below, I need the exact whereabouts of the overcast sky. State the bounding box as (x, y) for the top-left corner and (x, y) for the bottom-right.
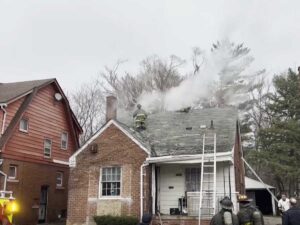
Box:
(0, 0), (300, 93)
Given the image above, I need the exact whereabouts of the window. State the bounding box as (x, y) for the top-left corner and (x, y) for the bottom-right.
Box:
(61, 132), (68, 150)
(19, 118), (28, 132)
(185, 168), (201, 192)
(101, 167), (121, 196)
(8, 165), (17, 180)
(44, 139), (52, 158)
(56, 172), (63, 187)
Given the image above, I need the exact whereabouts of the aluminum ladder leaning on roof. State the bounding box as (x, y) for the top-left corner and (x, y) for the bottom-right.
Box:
(198, 133), (217, 225)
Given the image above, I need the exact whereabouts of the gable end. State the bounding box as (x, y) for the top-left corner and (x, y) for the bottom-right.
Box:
(69, 120), (150, 167)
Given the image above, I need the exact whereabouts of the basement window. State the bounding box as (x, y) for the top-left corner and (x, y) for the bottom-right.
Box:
(8, 165), (17, 180)
(100, 167), (121, 197)
(44, 139), (52, 158)
(19, 118), (29, 132)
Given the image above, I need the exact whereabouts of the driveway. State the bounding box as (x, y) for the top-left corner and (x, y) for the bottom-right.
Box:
(264, 216), (281, 225)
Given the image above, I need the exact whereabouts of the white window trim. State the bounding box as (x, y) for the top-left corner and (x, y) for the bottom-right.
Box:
(61, 132), (68, 150)
(56, 172), (63, 187)
(99, 166), (122, 198)
(8, 165), (17, 180)
(44, 139), (52, 158)
(19, 118), (29, 133)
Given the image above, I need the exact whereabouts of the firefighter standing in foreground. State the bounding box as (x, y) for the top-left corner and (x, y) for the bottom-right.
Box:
(210, 196), (239, 225)
(237, 195), (264, 225)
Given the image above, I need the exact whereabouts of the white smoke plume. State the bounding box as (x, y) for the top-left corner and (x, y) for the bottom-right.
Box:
(138, 39), (255, 112)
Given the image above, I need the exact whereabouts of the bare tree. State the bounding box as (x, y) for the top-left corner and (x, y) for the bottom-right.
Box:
(191, 47), (205, 75)
(70, 79), (106, 144)
(101, 55), (185, 110)
(139, 55), (185, 92)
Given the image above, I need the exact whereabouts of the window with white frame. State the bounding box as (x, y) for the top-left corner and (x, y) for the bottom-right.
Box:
(19, 118), (29, 132)
(101, 167), (121, 196)
(61, 132), (68, 150)
(56, 172), (63, 187)
(8, 165), (17, 180)
(185, 168), (201, 192)
(44, 139), (52, 158)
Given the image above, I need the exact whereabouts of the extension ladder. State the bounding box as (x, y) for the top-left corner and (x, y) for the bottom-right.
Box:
(198, 133), (217, 225)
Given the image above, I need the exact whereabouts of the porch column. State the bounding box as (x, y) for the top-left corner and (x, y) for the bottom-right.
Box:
(151, 164), (156, 215)
(271, 189), (276, 216)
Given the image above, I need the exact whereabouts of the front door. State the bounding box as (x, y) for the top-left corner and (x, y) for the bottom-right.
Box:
(38, 186), (48, 223)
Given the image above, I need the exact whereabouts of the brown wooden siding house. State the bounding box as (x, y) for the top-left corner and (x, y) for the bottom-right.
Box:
(0, 79), (82, 225)
(67, 97), (245, 225)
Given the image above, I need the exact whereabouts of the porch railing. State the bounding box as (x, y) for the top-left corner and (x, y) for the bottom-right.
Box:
(186, 192), (239, 218)
(158, 191), (238, 218)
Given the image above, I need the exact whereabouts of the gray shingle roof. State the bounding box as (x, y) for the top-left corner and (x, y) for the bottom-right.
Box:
(0, 79), (54, 103)
(119, 107), (238, 157)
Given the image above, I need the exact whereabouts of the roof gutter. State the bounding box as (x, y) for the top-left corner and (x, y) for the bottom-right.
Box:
(0, 104), (7, 135)
(146, 151), (233, 164)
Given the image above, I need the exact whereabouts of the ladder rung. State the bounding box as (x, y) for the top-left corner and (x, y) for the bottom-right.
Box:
(203, 165), (214, 167)
(203, 172), (214, 175)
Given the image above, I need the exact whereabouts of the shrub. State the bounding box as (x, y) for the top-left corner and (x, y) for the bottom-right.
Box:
(93, 215), (139, 225)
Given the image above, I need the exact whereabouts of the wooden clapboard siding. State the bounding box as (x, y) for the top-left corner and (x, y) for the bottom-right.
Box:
(159, 162), (237, 215)
(4, 84), (76, 164)
(3, 97), (24, 132)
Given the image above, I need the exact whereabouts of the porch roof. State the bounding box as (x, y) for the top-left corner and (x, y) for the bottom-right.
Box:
(146, 151), (234, 164)
(119, 107), (238, 157)
(245, 177), (275, 190)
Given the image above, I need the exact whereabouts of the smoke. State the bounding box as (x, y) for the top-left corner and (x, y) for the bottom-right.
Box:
(138, 39), (253, 112)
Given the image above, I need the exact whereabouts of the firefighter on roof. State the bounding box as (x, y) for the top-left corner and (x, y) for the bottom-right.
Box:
(237, 195), (264, 225)
(133, 104), (147, 130)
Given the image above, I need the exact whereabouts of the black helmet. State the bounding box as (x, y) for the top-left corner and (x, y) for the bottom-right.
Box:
(220, 196), (233, 210)
(141, 213), (152, 223)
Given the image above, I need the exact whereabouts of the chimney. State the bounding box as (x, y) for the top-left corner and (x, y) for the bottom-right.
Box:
(106, 96), (117, 122)
(210, 120), (214, 129)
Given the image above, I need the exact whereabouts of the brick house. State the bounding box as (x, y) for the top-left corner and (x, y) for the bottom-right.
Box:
(68, 96), (245, 225)
(0, 79), (82, 225)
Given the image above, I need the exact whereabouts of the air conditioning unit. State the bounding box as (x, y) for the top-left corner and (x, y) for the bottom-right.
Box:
(90, 143), (98, 154)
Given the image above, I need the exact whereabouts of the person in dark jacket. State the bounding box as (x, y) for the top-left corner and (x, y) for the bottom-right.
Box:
(283, 197), (300, 225)
(210, 196), (239, 225)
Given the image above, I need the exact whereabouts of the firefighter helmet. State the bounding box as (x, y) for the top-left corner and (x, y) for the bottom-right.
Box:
(220, 196), (233, 210)
(237, 194), (252, 203)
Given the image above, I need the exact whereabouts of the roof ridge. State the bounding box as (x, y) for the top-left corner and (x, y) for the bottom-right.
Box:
(0, 78), (55, 85)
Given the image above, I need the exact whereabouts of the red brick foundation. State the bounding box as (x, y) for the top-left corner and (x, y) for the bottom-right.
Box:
(152, 217), (210, 225)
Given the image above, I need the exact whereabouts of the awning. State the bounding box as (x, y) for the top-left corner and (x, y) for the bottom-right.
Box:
(245, 176), (275, 190)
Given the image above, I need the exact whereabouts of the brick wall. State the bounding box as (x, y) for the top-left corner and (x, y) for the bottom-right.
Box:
(152, 218), (210, 225)
(1, 158), (69, 225)
(67, 123), (149, 225)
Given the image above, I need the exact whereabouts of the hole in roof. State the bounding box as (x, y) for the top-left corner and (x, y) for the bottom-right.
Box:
(186, 127), (192, 130)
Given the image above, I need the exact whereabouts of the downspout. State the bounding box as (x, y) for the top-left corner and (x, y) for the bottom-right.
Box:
(140, 162), (149, 222)
(0, 170), (7, 191)
(0, 104), (7, 135)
